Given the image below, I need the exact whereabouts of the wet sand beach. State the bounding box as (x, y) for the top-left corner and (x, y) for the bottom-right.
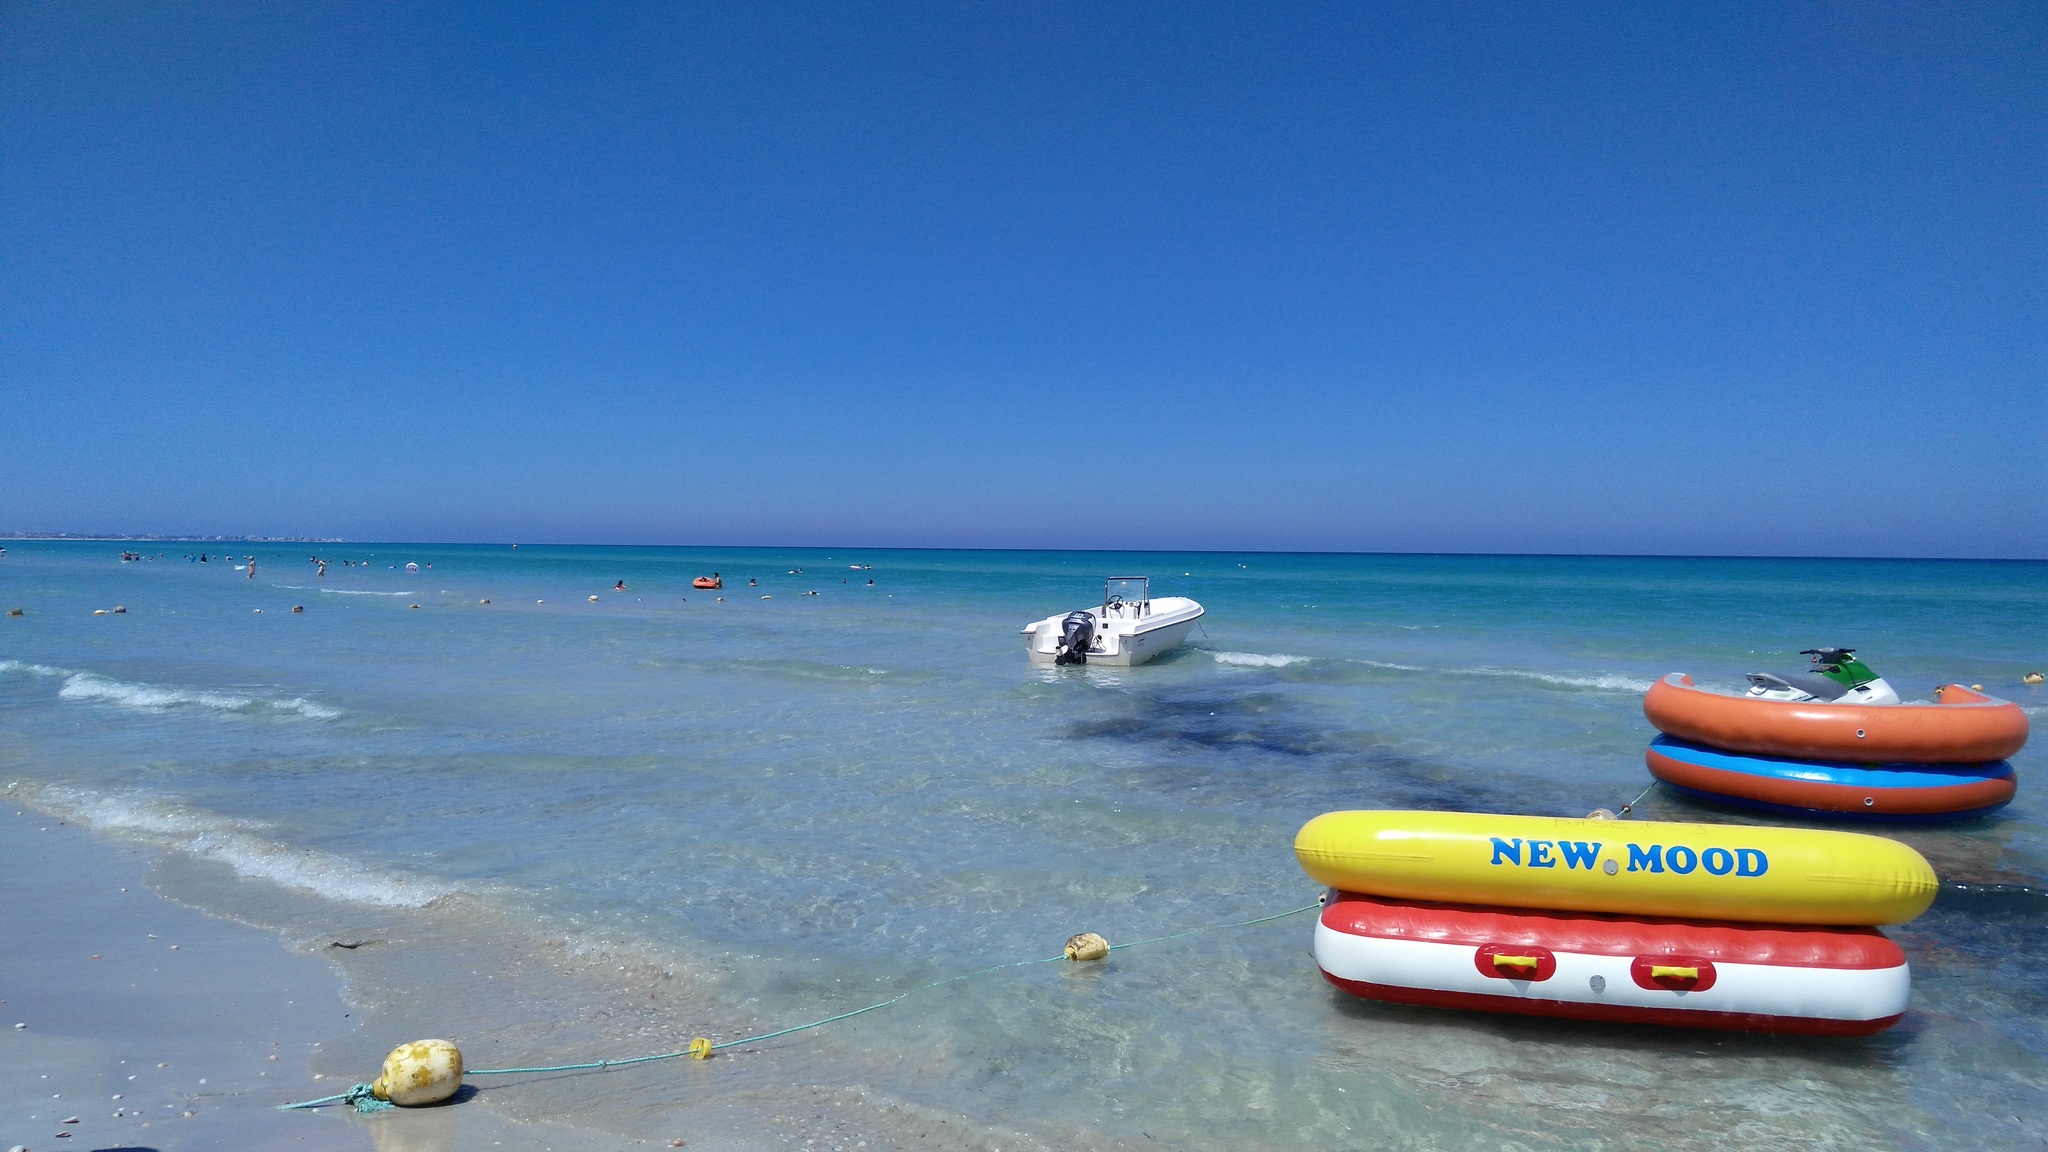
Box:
(1, 805), (368, 1149)
(0, 806), (631, 1152)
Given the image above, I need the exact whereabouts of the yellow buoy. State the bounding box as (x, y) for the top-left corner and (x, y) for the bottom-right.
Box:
(1295, 810), (1937, 926)
(1064, 932), (1109, 961)
(369, 1039), (464, 1107)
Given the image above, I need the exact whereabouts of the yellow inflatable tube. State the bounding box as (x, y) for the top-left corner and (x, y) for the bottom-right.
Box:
(1295, 811), (1937, 925)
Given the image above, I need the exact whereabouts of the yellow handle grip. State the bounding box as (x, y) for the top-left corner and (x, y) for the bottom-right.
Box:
(1491, 954), (1541, 971)
(1649, 965), (1700, 981)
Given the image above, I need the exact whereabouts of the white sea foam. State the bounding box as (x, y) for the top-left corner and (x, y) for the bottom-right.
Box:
(1466, 667), (1656, 693)
(57, 672), (341, 719)
(0, 659), (67, 677)
(1212, 652), (1310, 668)
(1317, 657), (1649, 691)
(15, 783), (452, 908)
(315, 588), (416, 597)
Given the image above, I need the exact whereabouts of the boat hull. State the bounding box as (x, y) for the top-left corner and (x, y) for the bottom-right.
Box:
(1643, 674), (2028, 763)
(1645, 736), (2015, 822)
(1023, 601), (1203, 666)
(1316, 893), (1909, 1035)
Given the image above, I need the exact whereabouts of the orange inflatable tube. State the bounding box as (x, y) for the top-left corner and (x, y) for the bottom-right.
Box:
(1643, 674), (2028, 763)
(692, 576), (722, 589)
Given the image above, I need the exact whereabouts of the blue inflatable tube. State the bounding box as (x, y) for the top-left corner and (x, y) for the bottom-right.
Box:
(1646, 735), (2017, 823)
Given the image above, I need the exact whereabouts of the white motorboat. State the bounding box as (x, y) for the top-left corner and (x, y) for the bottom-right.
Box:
(1021, 577), (1204, 667)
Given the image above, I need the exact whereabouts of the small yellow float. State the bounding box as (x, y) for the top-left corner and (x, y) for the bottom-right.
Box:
(1295, 810), (1936, 925)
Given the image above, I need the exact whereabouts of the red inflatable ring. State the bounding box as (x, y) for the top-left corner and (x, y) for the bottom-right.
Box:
(1643, 674), (2027, 763)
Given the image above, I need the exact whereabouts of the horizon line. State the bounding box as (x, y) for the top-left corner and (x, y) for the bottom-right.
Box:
(5, 534), (2043, 564)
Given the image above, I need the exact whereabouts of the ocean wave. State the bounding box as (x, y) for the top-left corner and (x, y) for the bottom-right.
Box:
(11, 783), (452, 908)
(1306, 657), (1649, 692)
(1212, 652), (1310, 668)
(56, 672), (341, 719)
(1465, 667), (1656, 693)
(314, 588), (417, 597)
(0, 659), (67, 677)
(730, 658), (893, 681)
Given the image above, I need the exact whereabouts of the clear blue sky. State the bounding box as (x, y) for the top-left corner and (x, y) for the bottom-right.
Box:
(3, 3), (2042, 555)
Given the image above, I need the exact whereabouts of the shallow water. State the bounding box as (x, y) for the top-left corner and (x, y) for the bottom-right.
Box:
(3, 543), (2044, 1147)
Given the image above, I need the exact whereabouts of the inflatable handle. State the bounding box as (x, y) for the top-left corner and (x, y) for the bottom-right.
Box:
(1475, 944), (1556, 981)
(1632, 956), (1718, 991)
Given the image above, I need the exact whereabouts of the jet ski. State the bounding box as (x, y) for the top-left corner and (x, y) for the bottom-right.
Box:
(1743, 648), (1900, 706)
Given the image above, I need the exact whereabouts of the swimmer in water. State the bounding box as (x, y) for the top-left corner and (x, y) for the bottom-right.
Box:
(248, 556), (257, 579)
(614, 580), (626, 592)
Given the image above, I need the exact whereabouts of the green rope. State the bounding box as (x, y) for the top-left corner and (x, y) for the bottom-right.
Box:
(280, 1083), (393, 1113)
(1105, 902), (1324, 953)
(279, 899), (1320, 1111)
(1616, 780), (1658, 818)
(464, 952), (1066, 1079)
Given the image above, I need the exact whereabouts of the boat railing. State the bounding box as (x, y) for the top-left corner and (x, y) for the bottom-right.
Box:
(1103, 576), (1151, 618)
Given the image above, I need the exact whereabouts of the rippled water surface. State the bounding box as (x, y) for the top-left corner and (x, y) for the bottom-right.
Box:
(3, 543), (2044, 1148)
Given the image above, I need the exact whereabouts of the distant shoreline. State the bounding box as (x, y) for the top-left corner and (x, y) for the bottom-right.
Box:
(0, 533), (346, 542)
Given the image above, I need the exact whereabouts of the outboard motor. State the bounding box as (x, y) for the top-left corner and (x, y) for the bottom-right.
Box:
(1054, 611), (1096, 665)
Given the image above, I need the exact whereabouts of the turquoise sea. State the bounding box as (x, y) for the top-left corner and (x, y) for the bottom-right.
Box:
(3, 542), (2044, 1149)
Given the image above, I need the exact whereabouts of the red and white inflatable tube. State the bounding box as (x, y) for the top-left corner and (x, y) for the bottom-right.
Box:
(1316, 892), (1909, 1035)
